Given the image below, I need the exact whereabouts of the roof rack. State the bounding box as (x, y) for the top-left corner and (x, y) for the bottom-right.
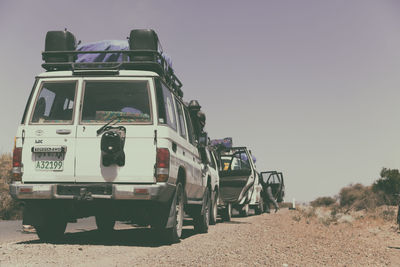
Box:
(41, 29), (183, 96)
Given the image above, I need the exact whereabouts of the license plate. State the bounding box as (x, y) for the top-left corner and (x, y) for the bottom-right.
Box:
(35, 160), (63, 171)
(35, 153), (64, 171)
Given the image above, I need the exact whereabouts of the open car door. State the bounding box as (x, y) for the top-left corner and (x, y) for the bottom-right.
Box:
(260, 171), (285, 203)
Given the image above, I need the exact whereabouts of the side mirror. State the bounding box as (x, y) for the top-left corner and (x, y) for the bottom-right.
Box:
(198, 132), (208, 147)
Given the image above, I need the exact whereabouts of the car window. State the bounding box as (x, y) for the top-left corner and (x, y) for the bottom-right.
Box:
(21, 80), (38, 124)
(236, 152), (251, 170)
(30, 81), (76, 124)
(261, 173), (270, 184)
(208, 150), (216, 169)
(184, 108), (195, 145)
(221, 156), (231, 171)
(81, 81), (151, 123)
(155, 79), (177, 130)
(221, 152), (251, 171)
(175, 99), (187, 139)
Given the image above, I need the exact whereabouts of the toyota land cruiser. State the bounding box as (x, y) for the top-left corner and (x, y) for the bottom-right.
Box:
(10, 29), (212, 243)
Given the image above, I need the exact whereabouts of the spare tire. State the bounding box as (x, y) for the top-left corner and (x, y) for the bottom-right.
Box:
(129, 29), (159, 62)
(44, 30), (77, 62)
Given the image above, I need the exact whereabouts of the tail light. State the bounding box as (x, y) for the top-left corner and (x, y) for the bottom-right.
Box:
(156, 148), (169, 182)
(12, 145), (23, 181)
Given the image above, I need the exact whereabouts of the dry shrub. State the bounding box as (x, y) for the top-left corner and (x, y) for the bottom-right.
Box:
(0, 153), (12, 184)
(364, 206), (398, 223)
(279, 202), (293, 209)
(336, 214), (354, 224)
(297, 206), (316, 218)
(338, 183), (385, 211)
(381, 209), (396, 221)
(0, 153), (22, 220)
(315, 208), (336, 226)
(0, 188), (22, 220)
(311, 196), (336, 207)
(296, 206), (339, 226)
(292, 214), (301, 222)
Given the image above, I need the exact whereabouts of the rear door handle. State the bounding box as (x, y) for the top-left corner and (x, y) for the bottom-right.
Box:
(56, 129), (71, 135)
(172, 142), (177, 153)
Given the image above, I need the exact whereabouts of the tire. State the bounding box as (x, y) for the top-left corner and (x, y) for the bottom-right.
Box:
(95, 215), (115, 234)
(221, 203), (232, 222)
(164, 182), (184, 243)
(209, 190), (218, 225)
(35, 217), (67, 242)
(193, 187), (211, 233)
(239, 203), (249, 217)
(255, 197), (264, 215)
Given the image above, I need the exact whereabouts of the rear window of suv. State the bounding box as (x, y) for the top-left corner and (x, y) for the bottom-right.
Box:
(81, 81), (152, 123)
(30, 81), (77, 124)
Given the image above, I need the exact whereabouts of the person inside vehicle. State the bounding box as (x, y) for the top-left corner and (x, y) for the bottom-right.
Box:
(32, 97), (47, 123)
(188, 100), (205, 140)
(188, 100), (208, 163)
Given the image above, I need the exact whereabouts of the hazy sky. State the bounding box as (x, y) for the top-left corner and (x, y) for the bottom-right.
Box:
(1, 0), (400, 202)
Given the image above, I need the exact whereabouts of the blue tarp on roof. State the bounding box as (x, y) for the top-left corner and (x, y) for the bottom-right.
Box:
(76, 40), (129, 63)
(211, 137), (233, 148)
(75, 40), (173, 70)
(240, 153), (257, 164)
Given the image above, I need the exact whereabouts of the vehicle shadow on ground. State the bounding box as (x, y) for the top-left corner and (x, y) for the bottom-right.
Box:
(17, 226), (198, 248)
(221, 211), (261, 224)
(221, 220), (251, 224)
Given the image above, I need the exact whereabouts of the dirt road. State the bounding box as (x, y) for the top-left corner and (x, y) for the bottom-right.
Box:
(1, 209), (400, 266)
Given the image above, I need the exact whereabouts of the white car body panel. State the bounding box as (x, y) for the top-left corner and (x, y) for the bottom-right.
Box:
(15, 70), (205, 202)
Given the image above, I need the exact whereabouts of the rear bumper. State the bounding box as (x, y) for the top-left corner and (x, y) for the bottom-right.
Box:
(9, 182), (175, 203)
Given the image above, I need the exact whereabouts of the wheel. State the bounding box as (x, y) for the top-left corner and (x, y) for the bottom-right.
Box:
(221, 203), (232, 222)
(239, 203), (249, 217)
(163, 182), (184, 243)
(95, 215), (115, 234)
(209, 190), (218, 225)
(255, 197), (264, 215)
(35, 217), (67, 242)
(193, 187), (211, 233)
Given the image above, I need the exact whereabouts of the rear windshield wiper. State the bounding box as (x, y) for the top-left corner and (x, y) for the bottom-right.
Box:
(96, 115), (134, 136)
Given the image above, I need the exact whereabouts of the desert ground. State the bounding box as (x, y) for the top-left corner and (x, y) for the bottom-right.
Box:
(1, 207), (400, 266)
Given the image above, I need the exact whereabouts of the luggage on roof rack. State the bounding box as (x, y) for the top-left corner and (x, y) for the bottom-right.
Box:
(211, 137), (233, 149)
(41, 29), (183, 96)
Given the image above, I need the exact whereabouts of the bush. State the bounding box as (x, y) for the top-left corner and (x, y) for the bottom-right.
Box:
(338, 183), (384, 211)
(310, 196), (336, 207)
(0, 187), (22, 220)
(279, 202), (293, 209)
(0, 153), (22, 220)
(373, 168), (400, 205)
(0, 153), (12, 184)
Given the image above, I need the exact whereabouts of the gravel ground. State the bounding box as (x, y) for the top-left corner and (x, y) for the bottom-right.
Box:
(1, 208), (400, 266)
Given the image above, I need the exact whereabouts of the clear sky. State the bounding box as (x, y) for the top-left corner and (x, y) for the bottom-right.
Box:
(1, 0), (400, 202)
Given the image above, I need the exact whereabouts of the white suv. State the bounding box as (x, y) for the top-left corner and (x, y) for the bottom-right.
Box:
(10, 29), (211, 243)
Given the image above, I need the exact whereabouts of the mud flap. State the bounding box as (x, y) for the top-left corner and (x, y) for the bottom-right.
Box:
(23, 201), (64, 226)
(200, 189), (208, 215)
(166, 186), (178, 228)
(23, 201), (46, 226)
